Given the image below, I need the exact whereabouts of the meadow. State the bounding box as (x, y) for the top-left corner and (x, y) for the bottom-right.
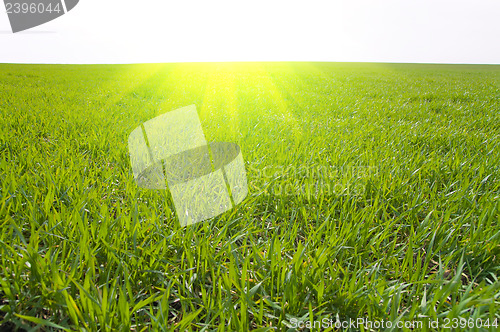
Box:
(0, 62), (499, 331)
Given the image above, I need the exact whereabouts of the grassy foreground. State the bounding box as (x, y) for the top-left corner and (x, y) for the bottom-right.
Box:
(0, 62), (499, 331)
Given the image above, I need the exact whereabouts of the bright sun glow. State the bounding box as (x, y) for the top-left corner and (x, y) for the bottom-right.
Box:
(1, 0), (499, 64)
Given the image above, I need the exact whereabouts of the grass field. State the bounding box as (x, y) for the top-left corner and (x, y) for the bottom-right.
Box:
(0, 62), (499, 331)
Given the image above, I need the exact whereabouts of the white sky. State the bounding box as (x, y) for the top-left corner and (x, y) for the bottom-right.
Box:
(0, 0), (499, 64)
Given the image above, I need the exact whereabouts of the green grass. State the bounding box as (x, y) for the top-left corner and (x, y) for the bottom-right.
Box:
(0, 62), (499, 331)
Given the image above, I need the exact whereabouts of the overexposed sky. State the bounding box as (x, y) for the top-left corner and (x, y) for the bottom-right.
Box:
(0, 0), (499, 64)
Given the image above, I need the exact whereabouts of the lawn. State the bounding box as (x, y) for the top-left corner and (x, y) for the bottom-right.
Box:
(0, 62), (499, 331)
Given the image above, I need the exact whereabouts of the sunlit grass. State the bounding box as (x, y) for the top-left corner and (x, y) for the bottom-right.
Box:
(0, 62), (499, 331)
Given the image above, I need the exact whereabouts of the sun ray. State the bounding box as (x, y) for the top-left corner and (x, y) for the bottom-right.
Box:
(199, 64), (241, 142)
(251, 63), (303, 141)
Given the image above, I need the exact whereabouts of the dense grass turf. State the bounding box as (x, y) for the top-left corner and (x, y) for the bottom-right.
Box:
(0, 62), (499, 331)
